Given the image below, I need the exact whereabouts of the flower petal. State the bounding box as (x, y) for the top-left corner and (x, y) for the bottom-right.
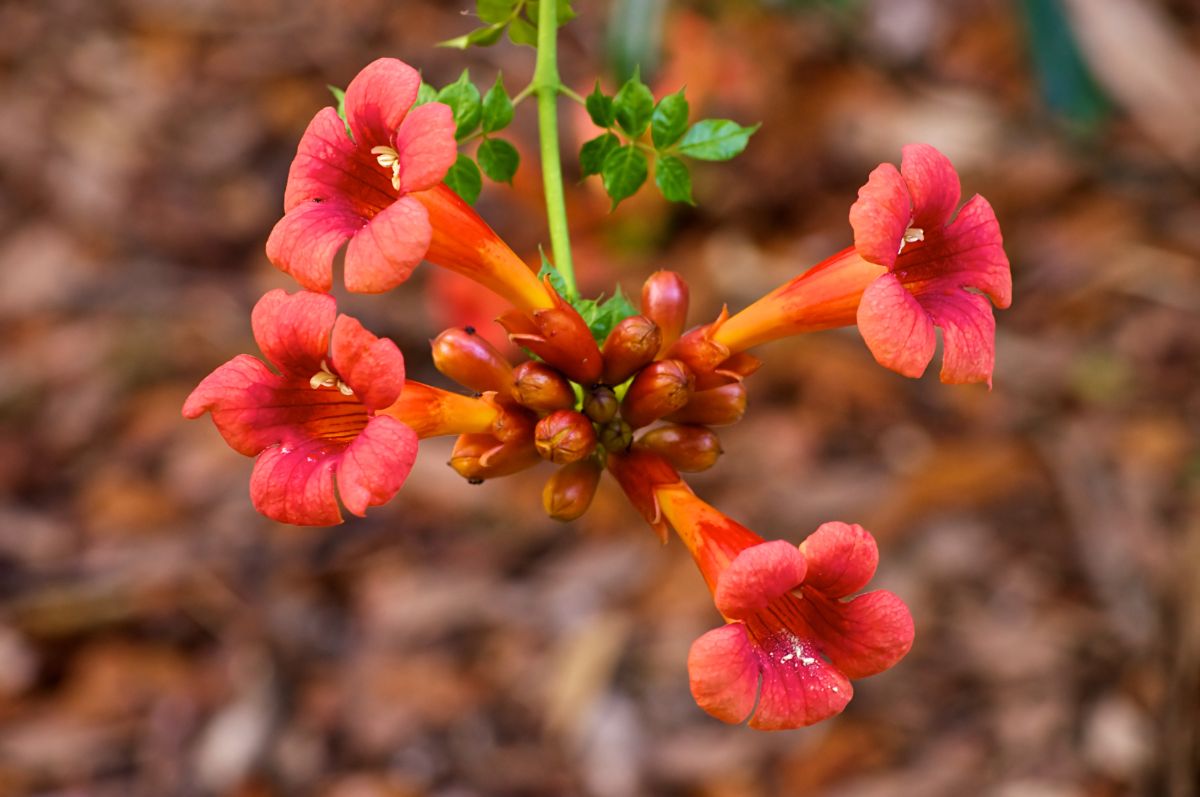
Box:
(796, 589), (915, 680)
(749, 630), (852, 730)
(687, 623), (760, 725)
(941, 194), (1011, 308)
(344, 58), (420, 150)
(714, 540), (807, 620)
(344, 195), (432, 293)
(919, 289), (997, 386)
(329, 314), (405, 410)
(335, 415), (418, 518)
(182, 354), (286, 455)
(856, 273), (936, 378)
(281, 107), (395, 214)
(266, 199), (362, 293)
(900, 143), (961, 230)
(251, 290), (336, 378)
(798, 521), (878, 599)
(395, 102), (457, 193)
(849, 162), (910, 270)
(250, 438), (344, 526)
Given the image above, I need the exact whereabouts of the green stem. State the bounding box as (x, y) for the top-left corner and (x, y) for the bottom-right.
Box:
(533, 0), (578, 300)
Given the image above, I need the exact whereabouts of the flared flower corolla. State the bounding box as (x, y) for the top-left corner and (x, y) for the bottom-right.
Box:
(183, 290), (418, 526)
(265, 58), (457, 294)
(710, 143), (1011, 385)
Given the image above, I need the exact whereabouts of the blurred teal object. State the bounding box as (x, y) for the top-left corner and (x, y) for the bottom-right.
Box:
(1020, 0), (1110, 133)
(606, 0), (667, 82)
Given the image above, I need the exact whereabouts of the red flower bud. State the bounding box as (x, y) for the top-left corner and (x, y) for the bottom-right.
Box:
(512, 361), (576, 411)
(694, 352), (763, 391)
(666, 383), (747, 427)
(542, 459), (602, 521)
(449, 433), (539, 481)
(498, 278), (603, 385)
(583, 386), (619, 423)
(601, 315), (662, 385)
(634, 424), (723, 472)
(598, 418), (633, 452)
(665, 308), (732, 378)
(641, 270), (690, 354)
(431, 327), (515, 395)
(534, 409), (598, 465)
(620, 359), (694, 429)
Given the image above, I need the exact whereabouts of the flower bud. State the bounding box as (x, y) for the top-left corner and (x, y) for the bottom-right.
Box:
(598, 418), (633, 452)
(634, 424), (723, 472)
(620, 359), (694, 429)
(431, 327), (515, 395)
(583, 386), (618, 423)
(601, 315), (662, 385)
(485, 396), (537, 443)
(665, 382), (747, 426)
(641, 270), (689, 354)
(498, 279), (603, 385)
(693, 352), (763, 391)
(665, 310), (732, 378)
(534, 409), (598, 465)
(542, 459), (602, 522)
(449, 433), (539, 481)
(512, 361), (576, 411)
(605, 449), (685, 543)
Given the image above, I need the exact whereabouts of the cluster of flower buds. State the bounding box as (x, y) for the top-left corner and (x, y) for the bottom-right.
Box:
(185, 58), (1011, 730)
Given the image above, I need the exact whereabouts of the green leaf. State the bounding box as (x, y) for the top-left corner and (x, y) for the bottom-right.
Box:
(445, 154), (483, 204)
(537, 254), (569, 297)
(579, 132), (620, 177)
(508, 16), (538, 46)
(481, 75), (514, 133)
(526, 0), (576, 26)
(436, 70), (483, 139)
(478, 138), (520, 183)
(415, 81), (438, 107)
(586, 81), (615, 128)
(327, 85), (351, 137)
(654, 155), (694, 204)
(600, 145), (648, 209)
(676, 119), (760, 161)
(477, 0), (519, 24)
(613, 69), (654, 137)
(438, 24), (505, 49)
(651, 89), (689, 149)
(573, 287), (638, 343)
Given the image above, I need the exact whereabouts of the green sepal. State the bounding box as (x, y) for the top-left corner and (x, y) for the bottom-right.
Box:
(676, 119), (760, 161)
(445, 154), (483, 204)
(651, 89), (689, 149)
(478, 138), (520, 183)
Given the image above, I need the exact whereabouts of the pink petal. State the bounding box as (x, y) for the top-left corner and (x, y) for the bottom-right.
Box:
(266, 200), (363, 293)
(849, 162), (910, 270)
(335, 416), (418, 518)
(920, 290), (997, 386)
(344, 58), (420, 150)
(940, 194), (1011, 308)
(856, 273), (936, 378)
(714, 540), (807, 620)
(250, 438), (345, 526)
(344, 194), (432, 293)
(687, 623), (760, 725)
(796, 589), (915, 680)
(182, 354), (287, 455)
(281, 107), (395, 214)
(251, 290), (336, 378)
(329, 314), (405, 410)
(395, 102), (457, 193)
(798, 522), (878, 599)
(749, 630), (852, 730)
(900, 143), (961, 230)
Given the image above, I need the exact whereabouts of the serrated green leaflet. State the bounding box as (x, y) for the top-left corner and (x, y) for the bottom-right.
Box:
(651, 89), (689, 149)
(508, 16), (537, 45)
(477, 0), (518, 24)
(327, 85), (351, 137)
(580, 132), (619, 177)
(415, 82), (438, 106)
(574, 287), (638, 344)
(676, 119), (760, 161)
(437, 71), (483, 139)
(613, 70), (654, 138)
(526, 0), (576, 26)
(654, 155), (693, 204)
(481, 75), (513, 133)
(445, 154), (483, 204)
(537, 256), (569, 297)
(586, 81), (614, 128)
(478, 139), (519, 183)
(601, 145), (648, 209)
(438, 25), (504, 49)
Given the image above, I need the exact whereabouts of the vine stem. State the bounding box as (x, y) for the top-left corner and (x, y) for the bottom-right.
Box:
(532, 0), (578, 300)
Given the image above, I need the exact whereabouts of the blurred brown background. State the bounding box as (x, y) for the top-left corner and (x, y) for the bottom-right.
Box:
(1, 0), (1198, 795)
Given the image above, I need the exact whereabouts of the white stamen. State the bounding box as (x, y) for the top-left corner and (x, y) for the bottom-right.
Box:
(370, 145), (403, 191)
(897, 226), (925, 254)
(310, 360), (353, 396)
